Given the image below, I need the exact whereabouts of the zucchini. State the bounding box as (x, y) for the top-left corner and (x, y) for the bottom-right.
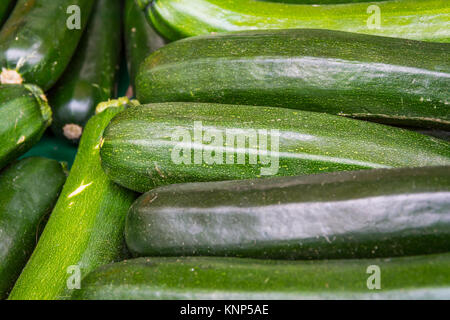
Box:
(138, 0), (450, 42)
(99, 102), (450, 193)
(71, 254), (450, 300)
(136, 29), (450, 129)
(0, 0), (95, 90)
(126, 166), (450, 260)
(0, 84), (51, 171)
(124, 0), (167, 91)
(0, 0), (15, 26)
(259, 0), (383, 3)
(0, 157), (66, 299)
(49, 0), (122, 143)
(8, 98), (137, 300)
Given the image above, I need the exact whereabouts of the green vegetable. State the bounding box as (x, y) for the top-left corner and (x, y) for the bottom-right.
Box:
(138, 0), (450, 42)
(124, 0), (167, 91)
(0, 0), (95, 90)
(49, 0), (122, 143)
(259, 0), (385, 3)
(0, 84), (51, 171)
(99, 102), (450, 193)
(0, 157), (66, 299)
(8, 98), (137, 300)
(137, 29), (450, 129)
(127, 166), (450, 259)
(0, 0), (15, 26)
(71, 254), (450, 300)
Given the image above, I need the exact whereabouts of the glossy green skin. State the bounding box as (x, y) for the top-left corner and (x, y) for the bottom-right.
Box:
(49, 0), (122, 143)
(100, 102), (450, 193)
(260, 0), (386, 3)
(0, 0), (15, 26)
(0, 0), (94, 90)
(127, 166), (450, 260)
(137, 29), (450, 129)
(140, 0), (450, 42)
(124, 0), (166, 90)
(0, 157), (66, 299)
(8, 101), (137, 300)
(0, 84), (52, 171)
(72, 255), (450, 300)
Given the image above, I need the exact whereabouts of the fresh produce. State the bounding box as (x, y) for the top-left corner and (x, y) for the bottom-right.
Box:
(49, 0), (122, 143)
(71, 254), (450, 300)
(0, 157), (66, 299)
(260, 0), (381, 3)
(8, 98), (137, 300)
(137, 0), (450, 42)
(0, 0), (15, 26)
(0, 84), (51, 170)
(136, 29), (450, 129)
(99, 102), (450, 193)
(124, 0), (166, 91)
(0, 0), (95, 90)
(126, 166), (450, 259)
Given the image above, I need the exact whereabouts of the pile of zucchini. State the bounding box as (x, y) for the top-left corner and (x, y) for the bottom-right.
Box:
(0, 0), (448, 300)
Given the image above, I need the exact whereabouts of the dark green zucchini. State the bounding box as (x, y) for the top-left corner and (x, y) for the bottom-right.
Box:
(8, 98), (137, 300)
(49, 0), (122, 143)
(0, 84), (52, 170)
(137, 29), (450, 129)
(0, 0), (95, 90)
(139, 0), (449, 42)
(0, 0), (15, 26)
(0, 157), (66, 299)
(99, 102), (450, 193)
(72, 255), (450, 300)
(124, 0), (167, 92)
(126, 166), (450, 260)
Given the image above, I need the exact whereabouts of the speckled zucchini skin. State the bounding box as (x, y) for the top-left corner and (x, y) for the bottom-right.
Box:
(72, 255), (450, 300)
(49, 0), (122, 143)
(0, 0), (95, 90)
(126, 166), (450, 260)
(99, 102), (450, 193)
(137, 29), (450, 129)
(0, 0), (15, 26)
(124, 0), (167, 91)
(0, 84), (51, 171)
(8, 99), (137, 300)
(138, 0), (450, 42)
(0, 157), (66, 299)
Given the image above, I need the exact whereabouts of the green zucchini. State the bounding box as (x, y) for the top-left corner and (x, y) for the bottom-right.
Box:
(124, 0), (167, 91)
(138, 0), (450, 42)
(0, 157), (66, 299)
(126, 166), (450, 260)
(49, 0), (122, 143)
(71, 255), (450, 300)
(8, 98), (137, 300)
(0, 0), (15, 26)
(0, 0), (95, 90)
(0, 84), (51, 171)
(99, 102), (450, 193)
(259, 0), (385, 3)
(136, 29), (450, 129)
